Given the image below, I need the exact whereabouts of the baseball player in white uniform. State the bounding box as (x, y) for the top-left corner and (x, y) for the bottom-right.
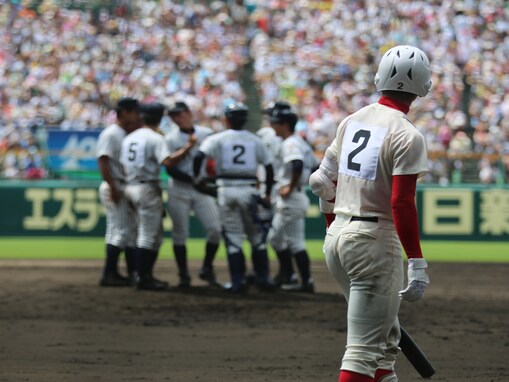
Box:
(268, 107), (317, 292)
(193, 102), (275, 294)
(121, 103), (197, 291)
(97, 98), (140, 287)
(309, 46), (432, 382)
(255, 101), (298, 285)
(165, 102), (222, 288)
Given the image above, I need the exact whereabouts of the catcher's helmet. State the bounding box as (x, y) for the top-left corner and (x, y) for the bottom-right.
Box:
(374, 45), (432, 97)
(224, 102), (249, 129)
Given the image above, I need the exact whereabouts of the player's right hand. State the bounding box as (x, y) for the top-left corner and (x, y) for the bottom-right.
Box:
(399, 258), (429, 302)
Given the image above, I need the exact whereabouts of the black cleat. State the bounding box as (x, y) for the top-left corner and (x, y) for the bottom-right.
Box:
(223, 281), (248, 294)
(199, 268), (221, 287)
(281, 279), (315, 293)
(136, 275), (169, 291)
(274, 272), (299, 287)
(256, 279), (277, 292)
(178, 274), (191, 288)
(99, 271), (130, 287)
(245, 272), (256, 285)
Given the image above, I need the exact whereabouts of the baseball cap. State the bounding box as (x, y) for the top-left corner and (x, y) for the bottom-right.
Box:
(115, 97), (140, 113)
(263, 100), (292, 115)
(270, 108), (298, 125)
(168, 101), (190, 115)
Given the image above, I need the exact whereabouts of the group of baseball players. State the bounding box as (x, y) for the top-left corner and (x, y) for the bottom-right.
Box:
(97, 44), (432, 382)
(97, 96), (318, 293)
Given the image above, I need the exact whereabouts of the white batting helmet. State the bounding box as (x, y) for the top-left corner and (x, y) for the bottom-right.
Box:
(374, 45), (432, 97)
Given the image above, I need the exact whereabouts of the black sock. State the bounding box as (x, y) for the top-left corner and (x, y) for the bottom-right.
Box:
(252, 248), (270, 280)
(227, 251), (246, 288)
(124, 247), (136, 275)
(104, 244), (121, 275)
(173, 244), (188, 277)
(294, 250), (311, 284)
(203, 242), (219, 270)
(276, 249), (294, 278)
(147, 250), (158, 277)
(136, 248), (153, 278)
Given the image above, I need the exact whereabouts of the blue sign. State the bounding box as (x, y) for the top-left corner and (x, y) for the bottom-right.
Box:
(46, 130), (101, 171)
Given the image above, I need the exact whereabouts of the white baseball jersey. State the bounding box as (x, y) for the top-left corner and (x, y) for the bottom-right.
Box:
(96, 124), (136, 248)
(165, 125), (221, 246)
(199, 129), (272, 183)
(275, 134), (315, 190)
(327, 102), (428, 220)
(96, 124), (126, 180)
(165, 125), (214, 178)
(121, 127), (170, 183)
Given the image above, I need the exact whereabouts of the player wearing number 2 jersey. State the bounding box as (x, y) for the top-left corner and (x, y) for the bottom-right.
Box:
(310, 46), (432, 382)
(194, 102), (275, 293)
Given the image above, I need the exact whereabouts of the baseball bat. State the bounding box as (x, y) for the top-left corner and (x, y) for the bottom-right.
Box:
(399, 326), (436, 378)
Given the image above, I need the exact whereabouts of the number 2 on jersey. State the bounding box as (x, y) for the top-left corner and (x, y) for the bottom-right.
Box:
(339, 121), (387, 181)
(232, 145), (246, 164)
(347, 130), (371, 171)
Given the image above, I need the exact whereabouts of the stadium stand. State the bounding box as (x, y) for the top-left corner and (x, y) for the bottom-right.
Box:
(0, 0), (507, 183)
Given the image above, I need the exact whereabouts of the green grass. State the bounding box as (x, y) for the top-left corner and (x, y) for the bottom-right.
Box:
(0, 237), (507, 262)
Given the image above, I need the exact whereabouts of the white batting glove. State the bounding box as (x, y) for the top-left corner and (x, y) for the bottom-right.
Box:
(399, 258), (429, 302)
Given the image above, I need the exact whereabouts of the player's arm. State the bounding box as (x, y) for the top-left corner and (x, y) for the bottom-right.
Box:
(98, 156), (121, 203)
(309, 143), (338, 226)
(163, 134), (197, 169)
(392, 130), (429, 302)
(279, 160), (303, 197)
(264, 164), (274, 198)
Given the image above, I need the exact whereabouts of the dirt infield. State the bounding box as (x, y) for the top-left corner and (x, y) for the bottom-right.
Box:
(0, 260), (508, 382)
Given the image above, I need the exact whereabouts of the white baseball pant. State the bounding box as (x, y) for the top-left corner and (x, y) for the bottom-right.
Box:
(167, 180), (221, 245)
(98, 181), (137, 248)
(125, 183), (164, 252)
(323, 214), (403, 377)
(268, 191), (309, 254)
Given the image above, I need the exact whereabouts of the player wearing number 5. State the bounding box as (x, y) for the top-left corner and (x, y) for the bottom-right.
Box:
(121, 103), (197, 291)
(193, 102), (275, 293)
(310, 46), (431, 382)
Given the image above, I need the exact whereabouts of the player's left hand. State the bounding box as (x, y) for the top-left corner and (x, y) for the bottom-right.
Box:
(399, 258), (429, 302)
(278, 185), (292, 198)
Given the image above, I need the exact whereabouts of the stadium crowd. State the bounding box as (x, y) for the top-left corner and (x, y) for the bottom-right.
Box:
(249, 0), (509, 184)
(0, 0), (508, 183)
(0, 0), (248, 178)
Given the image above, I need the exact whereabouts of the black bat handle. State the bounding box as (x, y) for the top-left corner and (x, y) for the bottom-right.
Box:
(399, 326), (436, 379)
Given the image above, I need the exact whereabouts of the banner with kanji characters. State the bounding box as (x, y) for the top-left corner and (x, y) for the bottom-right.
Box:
(0, 181), (508, 241)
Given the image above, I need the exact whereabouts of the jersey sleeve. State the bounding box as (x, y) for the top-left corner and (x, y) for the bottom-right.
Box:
(164, 133), (177, 153)
(392, 128), (428, 177)
(96, 131), (112, 158)
(155, 135), (171, 164)
(199, 135), (219, 158)
(256, 138), (273, 166)
(282, 140), (304, 164)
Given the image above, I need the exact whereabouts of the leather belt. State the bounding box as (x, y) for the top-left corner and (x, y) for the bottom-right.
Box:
(350, 216), (378, 223)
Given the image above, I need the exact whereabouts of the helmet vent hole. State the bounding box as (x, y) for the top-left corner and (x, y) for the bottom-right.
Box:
(396, 50), (400, 58)
(420, 54), (424, 61)
(390, 67), (398, 78)
(407, 68), (413, 80)
(409, 52), (415, 59)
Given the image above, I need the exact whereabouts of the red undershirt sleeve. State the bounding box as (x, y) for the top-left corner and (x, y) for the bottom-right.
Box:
(391, 174), (423, 259)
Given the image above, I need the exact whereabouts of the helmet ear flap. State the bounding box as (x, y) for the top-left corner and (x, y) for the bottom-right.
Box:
(374, 72), (381, 87)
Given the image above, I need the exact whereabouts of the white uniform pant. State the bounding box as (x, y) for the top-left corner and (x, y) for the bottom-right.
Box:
(217, 185), (264, 251)
(323, 215), (403, 377)
(125, 183), (164, 252)
(167, 180), (221, 246)
(98, 181), (137, 248)
(268, 191), (309, 254)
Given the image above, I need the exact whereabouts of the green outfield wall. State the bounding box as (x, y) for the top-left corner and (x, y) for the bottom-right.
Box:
(0, 181), (508, 241)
